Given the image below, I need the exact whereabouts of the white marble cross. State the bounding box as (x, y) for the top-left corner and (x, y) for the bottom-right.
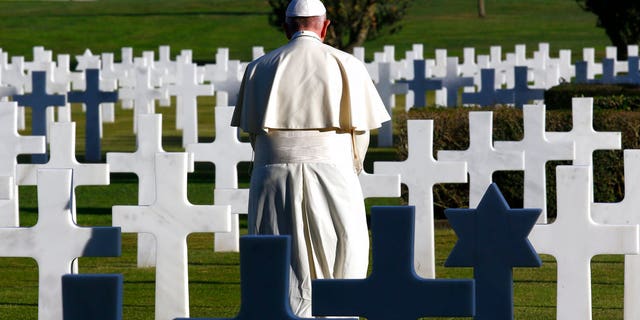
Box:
(112, 152), (231, 320)
(374, 120), (467, 278)
(0, 102), (46, 226)
(0, 168), (120, 320)
(204, 48), (242, 105)
(529, 165), (639, 320)
(375, 62), (408, 147)
(107, 113), (185, 268)
(591, 150), (640, 320)
(119, 66), (167, 132)
(494, 104), (574, 223)
(168, 62), (214, 147)
(186, 106), (253, 189)
(16, 121), (110, 222)
(213, 188), (249, 252)
(438, 111), (525, 208)
(0, 176), (15, 226)
(547, 97), (621, 167)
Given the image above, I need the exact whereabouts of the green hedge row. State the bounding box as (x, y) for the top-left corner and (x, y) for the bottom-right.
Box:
(393, 107), (640, 219)
(545, 83), (640, 110)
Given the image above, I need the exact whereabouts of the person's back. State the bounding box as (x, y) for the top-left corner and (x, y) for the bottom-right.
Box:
(231, 0), (390, 316)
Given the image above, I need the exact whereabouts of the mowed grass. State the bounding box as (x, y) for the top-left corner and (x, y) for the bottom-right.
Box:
(0, 0), (611, 62)
(0, 0), (629, 319)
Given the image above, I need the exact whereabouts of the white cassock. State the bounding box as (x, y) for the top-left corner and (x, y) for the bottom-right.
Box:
(231, 30), (390, 317)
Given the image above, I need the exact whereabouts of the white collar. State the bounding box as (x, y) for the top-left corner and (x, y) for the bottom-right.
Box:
(291, 30), (321, 41)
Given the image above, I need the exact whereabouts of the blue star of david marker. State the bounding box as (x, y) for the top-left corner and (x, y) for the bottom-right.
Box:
(445, 183), (541, 320)
(68, 69), (118, 162)
(13, 71), (66, 163)
(399, 60), (443, 108)
(62, 274), (123, 320)
(313, 206), (475, 320)
(175, 235), (330, 320)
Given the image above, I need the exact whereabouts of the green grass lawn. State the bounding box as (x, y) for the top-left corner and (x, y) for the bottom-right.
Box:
(0, 0), (629, 318)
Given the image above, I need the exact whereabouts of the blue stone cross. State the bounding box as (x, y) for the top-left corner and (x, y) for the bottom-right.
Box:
(399, 60), (443, 108)
(13, 71), (66, 163)
(313, 206), (475, 320)
(510, 66), (544, 108)
(462, 68), (514, 107)
(62, 274), (123, 320)
(68, 69), (118, 162)
(175, 235), (321, 320)
(445, 183), (541, 320)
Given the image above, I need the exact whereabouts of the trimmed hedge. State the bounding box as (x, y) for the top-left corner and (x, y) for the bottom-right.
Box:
(545, 83), (640, 110)
(393, 107), (640, 219)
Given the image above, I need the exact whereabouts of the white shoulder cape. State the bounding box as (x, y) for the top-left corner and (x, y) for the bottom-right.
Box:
(231, 35), (390, 133)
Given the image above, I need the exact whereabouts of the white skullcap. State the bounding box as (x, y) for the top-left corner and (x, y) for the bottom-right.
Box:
(285, 0), (326, 17)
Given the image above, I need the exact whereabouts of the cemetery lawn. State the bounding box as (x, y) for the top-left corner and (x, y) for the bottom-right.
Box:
(0, 0), (610, 62)
(0, 0), (624, 318)
(0, 100), (625, 319)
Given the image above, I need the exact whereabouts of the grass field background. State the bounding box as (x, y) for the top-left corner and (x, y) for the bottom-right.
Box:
(0, 0), (628, 319)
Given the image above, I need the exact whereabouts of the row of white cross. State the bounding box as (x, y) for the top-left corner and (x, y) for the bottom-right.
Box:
(2, 43), (638, 151)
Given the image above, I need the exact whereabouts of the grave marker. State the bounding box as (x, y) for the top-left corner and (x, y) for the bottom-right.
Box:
(118, 66), (167, 132)
(12, 71), (65, 163)
(436, 57), (474, 107)
(0, 102), (45, 226)
(398, 60), (442, 108)
(68, 69), (119, 162)
(375, 120), (467, 278)
(547, 97), (621, 167)
(0, 168), (120, 320)
(438, 111), (524, 208)
(106, 113), (189, 267)
(446, 183), (541, 320)
(529, 165), (639, 320)
(375, 62), (408, 147)
(177, 236), (320, 320)
(461, 69), (513, 106)
(591, 150), (640, 320)
(494, 104), (574, 223)
(168, 62), (214, 147)
(62, 274), (123, 320)
(112, 153), (231, 320)
(313, 206), (475, 319)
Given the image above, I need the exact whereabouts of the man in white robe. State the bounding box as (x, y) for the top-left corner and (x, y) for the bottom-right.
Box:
(231, 0), (390, 316)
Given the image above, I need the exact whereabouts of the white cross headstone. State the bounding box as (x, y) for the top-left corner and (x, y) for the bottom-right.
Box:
(529, 165), (639, 320)
(438, 111), (525, 208)
(0, 102), (46, 226)
(374, 120), (467, 278)
(119, 66), (167, 132)
(186, 106), (253, 189)
(547, 97), (621, 167)
(375, 62), (408, 147)
(0, 168), (120, 320)
(0, 176), (15, 226)
(113, 152), (231, 320)
(168, 62), (214, 147)
(583, 48), (602, 80)
(494, 104), (574, 223)
(107, 113), (193, 267)
(591, 150), (640, 320)
(212, 188), (249, 252)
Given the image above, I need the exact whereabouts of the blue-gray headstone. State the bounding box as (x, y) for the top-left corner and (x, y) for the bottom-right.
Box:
(462, 69), (514, 107)
(398, 60), (442, 108)
(511, 66), (544, 108)
(175, 235), (324, 320)
(313, 206), (475, 320)
(68, 69), (118, 162)
(13, 71), (65, 163)
(445, 183), (542, 320)
(574, 61), (590, 84)
(62, 274), (123, 320)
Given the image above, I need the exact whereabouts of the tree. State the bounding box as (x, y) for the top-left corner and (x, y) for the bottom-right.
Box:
(576, 0), (640, 59)
(477, 0), (486, 18)
(268, 0), (414, 53)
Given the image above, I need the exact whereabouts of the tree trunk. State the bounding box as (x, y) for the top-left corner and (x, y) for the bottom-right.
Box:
(478, 0), (486, 18)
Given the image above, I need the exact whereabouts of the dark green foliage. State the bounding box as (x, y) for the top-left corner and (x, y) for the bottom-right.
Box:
(545, 83), (640, 110)
(576, 0), (640, 59)
(395, 107), (640, 219)
(267, 0), (414, 52)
